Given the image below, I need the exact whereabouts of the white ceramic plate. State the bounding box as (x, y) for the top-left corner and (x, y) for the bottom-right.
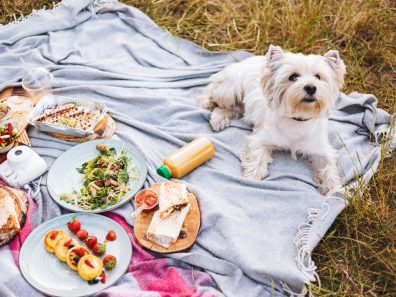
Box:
(19, 213), (132, 297)
(47, 139), (147, 213)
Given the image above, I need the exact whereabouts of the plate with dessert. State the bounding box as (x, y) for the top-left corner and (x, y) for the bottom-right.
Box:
(19, 213), (132, 297)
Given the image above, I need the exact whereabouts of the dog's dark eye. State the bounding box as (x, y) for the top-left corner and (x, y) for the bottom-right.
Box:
(289, 73), (299, 81)
(315, 74), (321, 80)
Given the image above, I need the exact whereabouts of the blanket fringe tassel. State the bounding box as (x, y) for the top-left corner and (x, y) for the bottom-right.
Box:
(281, 187), (345, 297)
(373, 115), (396, 158)
(2, 0), (118, 28)
(282, 118), (396, 297)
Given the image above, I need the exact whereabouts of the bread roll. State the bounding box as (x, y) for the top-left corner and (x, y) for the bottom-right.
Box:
(0, 186), (28, 246)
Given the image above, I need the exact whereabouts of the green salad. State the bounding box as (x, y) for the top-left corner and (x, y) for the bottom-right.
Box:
(60, 143), (139, 210)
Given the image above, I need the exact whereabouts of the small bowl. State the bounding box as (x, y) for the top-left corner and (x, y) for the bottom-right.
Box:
(0, 120), (18, 154)
(134, 189), (158, 211)
(0, 103), (12, 122)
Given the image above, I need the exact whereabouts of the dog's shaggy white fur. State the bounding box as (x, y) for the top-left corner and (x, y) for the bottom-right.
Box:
(201, 45), (346, 194)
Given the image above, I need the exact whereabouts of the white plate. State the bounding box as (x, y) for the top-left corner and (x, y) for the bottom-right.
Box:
(47, 139), (147, 213)
(19, 213), (132, 297)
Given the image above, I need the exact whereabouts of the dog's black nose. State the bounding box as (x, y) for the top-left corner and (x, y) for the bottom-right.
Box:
(304, 85), (316, 95)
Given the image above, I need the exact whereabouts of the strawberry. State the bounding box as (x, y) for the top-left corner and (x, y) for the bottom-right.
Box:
(84, 258), (95, 268)
(92, 243), (106, 256)
(103, 255), (117, 271)
(67, 216), (81, 234)
(50, 230), (58, 240)
(76, 229), (88, 241)
(105, 230), (117, 242)
(100, 272), (107, 284)
(63, 238), (73, 248)
(85, 236), (97, 249)
(74, 247), (87, 257)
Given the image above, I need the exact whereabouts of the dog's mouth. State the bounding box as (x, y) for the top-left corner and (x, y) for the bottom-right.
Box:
(301, 96), (317, 103)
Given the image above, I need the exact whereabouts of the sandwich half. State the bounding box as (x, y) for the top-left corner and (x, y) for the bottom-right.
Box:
(146, 203), (190, 248)
(158, 182), (189, 219)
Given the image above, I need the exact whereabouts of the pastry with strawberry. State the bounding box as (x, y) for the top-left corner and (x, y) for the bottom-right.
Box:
(44, 230), (67, 253)
(77, 255), (103, 281)
(55, 236), (79, 262)
(66, 246), (90, 271)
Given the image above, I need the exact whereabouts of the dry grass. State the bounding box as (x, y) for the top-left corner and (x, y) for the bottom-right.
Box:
(1, 0), (395, 296)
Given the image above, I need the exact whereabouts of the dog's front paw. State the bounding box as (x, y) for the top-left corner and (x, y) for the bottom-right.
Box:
(319, 176), (340, 195)
(242, 162), (269, 180)
(209, 111), (229, 132)
(200, 95), (216, 111)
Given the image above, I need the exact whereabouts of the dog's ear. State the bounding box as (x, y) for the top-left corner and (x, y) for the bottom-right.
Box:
(266, 45), (284, 64)
(262, 45), (284, 108)
(323, 50), (346, 89)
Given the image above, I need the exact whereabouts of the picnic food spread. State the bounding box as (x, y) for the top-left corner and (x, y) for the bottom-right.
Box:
(1, 84), (213, 296)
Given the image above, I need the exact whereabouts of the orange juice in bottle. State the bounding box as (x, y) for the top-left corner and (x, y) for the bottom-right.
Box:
(156, 137), (215, 179)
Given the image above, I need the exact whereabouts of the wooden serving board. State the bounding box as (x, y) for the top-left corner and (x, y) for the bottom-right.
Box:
(134, 183), (201, 254)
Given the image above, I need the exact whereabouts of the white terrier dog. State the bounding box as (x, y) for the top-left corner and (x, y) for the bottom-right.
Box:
(201, 45), (346, 194)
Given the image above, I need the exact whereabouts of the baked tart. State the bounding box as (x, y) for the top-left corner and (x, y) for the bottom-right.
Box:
(54, 236), (78, 262)
(77, 255), (103, 281)
(44, 230), (67, 253)
(66, 246), (90, 271)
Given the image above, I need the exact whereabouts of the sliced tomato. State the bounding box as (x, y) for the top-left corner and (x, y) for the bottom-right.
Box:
(7, 123), (12, 138)
(134, 193), (145, 208)
(135, 190), (158, 209)
(144, 194), (158, 208)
